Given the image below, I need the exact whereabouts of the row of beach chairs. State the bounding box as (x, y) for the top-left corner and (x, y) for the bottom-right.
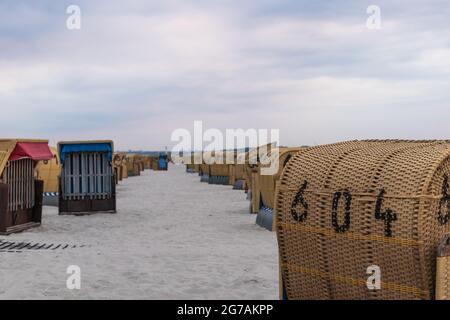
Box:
(185, 140), (450, 300)
(1, 138), (169, 235)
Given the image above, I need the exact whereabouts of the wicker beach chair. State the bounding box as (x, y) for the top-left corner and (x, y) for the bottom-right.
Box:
(276, 140), (450, 300)
(0, 139), (53, 234)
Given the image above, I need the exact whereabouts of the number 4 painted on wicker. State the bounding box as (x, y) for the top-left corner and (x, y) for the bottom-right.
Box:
(331, 190), (352, 233)
(375, 189), (397, 237)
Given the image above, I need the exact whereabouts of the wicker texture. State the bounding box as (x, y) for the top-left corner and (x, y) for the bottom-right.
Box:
(244, 144), (276, 202)
(276, 140), (450, 300)
(199, 164), (210, 176)
(229, 163), (246, 187)
(209, 164), (230, 177)
(121, 164), (128, 179)
(436, 257), (450, 300)
(436, 236), (450, 300)
(125, 154), (145, 173)
(35, 147), (60, 193)
(234, 164), (245, 180)
(199, 151), (237, 183)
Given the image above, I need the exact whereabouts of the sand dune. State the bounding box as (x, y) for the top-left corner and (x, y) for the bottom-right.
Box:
(0, 165), (278, 300)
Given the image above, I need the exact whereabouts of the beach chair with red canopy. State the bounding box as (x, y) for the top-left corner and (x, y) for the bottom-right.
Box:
(0, 139), (53, 235)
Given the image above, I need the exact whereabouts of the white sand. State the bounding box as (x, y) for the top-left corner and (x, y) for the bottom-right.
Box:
(0, 165), (278, 300)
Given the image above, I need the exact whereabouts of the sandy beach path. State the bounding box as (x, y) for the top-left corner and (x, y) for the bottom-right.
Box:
(0, 165), (278, 300)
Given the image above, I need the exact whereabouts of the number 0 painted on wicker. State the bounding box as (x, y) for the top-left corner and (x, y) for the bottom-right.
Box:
(331, 190), (352, 233)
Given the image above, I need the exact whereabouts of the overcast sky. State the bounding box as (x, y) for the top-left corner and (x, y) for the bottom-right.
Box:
(1, 0), (449, 150)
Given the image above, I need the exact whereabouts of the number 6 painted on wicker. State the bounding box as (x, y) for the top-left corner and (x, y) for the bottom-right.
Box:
(290, 180), (308, 222)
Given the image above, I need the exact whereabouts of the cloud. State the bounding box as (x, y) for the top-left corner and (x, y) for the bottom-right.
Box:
(0, 0), (449, 149)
